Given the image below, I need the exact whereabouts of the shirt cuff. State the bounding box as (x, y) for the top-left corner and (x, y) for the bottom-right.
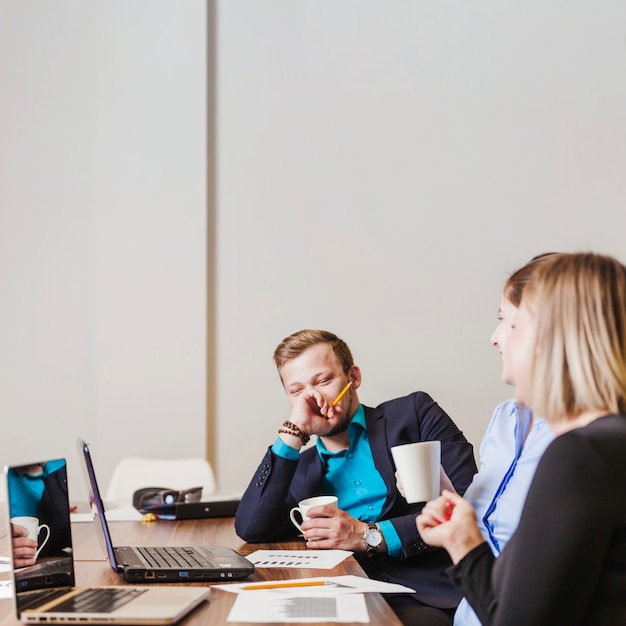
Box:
(377, 520), (402, 558)
(271, 437), (300, 461)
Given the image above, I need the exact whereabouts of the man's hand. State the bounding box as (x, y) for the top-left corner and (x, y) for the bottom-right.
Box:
(395, 471), (406, 498)
(279, 390), (346, 449)
(395, 466), (456, 500)
(290, 390), (341, 431)
(11, 523), (37, 568)
(300, 506), (383, 553)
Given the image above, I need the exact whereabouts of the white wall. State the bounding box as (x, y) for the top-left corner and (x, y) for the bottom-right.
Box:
(2, 1), (625, 499)
(215, 1), (626, 489)
(0, 1), (207, 499)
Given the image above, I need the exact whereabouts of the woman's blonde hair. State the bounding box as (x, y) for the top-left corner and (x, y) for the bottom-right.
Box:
(524, 253), (626, 422)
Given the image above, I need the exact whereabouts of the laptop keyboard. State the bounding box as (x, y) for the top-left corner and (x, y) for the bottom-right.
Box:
(136, 546), (211, 568)
(49, 587), (146, 613)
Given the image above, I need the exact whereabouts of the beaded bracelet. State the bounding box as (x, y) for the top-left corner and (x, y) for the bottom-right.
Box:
(279, 421), (311, 445)
(278, 427), (296, 435)
(283, 421), (311, 443)
(278, 428), (311, 445)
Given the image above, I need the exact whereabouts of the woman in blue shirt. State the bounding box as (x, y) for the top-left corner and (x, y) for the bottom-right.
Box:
(453, 254), (557, 626)
(419, 252), (626, 625)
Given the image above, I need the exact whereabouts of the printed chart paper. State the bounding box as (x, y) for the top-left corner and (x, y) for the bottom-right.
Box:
(227, 593), (369, 623)
(246, 549), (352, 569)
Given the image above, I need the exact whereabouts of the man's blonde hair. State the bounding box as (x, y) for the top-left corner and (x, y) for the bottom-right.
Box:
(524, 253), (626, 421)
(273, 330), (354, 375)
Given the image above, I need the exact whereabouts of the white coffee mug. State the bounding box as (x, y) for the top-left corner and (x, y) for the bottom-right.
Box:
(289, 495), (338, 533)
(391, 441), (441, 503)
(11, 516), (51, 559)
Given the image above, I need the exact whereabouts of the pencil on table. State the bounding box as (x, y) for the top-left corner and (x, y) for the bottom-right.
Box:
(243, 580), (327, 591)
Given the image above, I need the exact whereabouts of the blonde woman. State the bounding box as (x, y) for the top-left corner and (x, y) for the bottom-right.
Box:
(417, 252), (626, 625)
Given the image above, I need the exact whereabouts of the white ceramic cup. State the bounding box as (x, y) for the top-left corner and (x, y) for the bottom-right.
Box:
(289, 495), (338, 533)
(391, 441), (441, 503)
(11, 516), (51, 559)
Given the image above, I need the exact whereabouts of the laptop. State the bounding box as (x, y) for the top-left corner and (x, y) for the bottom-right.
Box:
(4, 458), (209, 624)
(76, 438), (255, 583)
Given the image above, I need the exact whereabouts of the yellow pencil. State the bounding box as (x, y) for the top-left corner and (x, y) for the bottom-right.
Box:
(322, 380), (353, 419)
(331, 380), (353, 407)
(243, 580), (327, 591)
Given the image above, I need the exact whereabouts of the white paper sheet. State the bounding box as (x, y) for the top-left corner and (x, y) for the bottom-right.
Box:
(227, 592), (369, 623)
(246, 549), (352, 569)
(216, 575), (415, 596)
(1, 556), (13, 598)
(0, 579), (13, 599)
(70, 507), (143, 522)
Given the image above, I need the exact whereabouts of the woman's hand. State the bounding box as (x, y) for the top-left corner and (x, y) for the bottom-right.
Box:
(416, 490), (485, 564)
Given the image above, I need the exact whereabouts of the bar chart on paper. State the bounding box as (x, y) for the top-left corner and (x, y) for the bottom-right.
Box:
(278, 597), (337, 619)
(227, 593), (369, 623)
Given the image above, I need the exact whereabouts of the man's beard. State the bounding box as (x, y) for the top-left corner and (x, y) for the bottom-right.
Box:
(321, 390), (354, 437)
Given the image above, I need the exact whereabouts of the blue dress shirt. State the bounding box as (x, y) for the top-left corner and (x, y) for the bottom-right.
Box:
(272, 404), (402, 556)
(7, 459), (67, 517)
(453, 399), (554, 626)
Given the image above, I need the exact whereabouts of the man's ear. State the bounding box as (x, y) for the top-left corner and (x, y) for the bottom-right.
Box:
(349, 365), (362, 390)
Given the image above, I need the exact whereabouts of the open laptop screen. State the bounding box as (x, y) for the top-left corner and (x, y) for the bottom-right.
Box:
(5, 459), (75, 602)
(75, 438), (120, 573)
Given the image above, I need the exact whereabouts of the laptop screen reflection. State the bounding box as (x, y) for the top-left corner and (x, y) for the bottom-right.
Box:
(7, 459), (74, 597)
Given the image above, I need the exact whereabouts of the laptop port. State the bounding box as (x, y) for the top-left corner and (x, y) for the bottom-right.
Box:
(178, 572), (189, 578)
(144, 572), (155, 579)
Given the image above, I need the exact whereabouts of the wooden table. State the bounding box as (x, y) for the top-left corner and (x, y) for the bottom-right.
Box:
(0, 515), (402, 626)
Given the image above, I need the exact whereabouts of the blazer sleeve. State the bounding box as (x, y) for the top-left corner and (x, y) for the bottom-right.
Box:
(234, 446), (321, 542)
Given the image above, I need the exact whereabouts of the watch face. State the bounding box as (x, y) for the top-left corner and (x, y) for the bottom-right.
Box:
(365, 528), (382, 548)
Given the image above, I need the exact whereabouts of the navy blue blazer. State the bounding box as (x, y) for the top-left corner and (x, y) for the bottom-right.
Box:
(235, 391), (477, 609)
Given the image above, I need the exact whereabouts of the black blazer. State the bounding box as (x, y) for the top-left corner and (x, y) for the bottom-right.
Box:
(235, 391), (477, 609)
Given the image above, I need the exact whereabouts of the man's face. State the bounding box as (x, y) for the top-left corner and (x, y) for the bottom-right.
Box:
(280, 343), (359, 437)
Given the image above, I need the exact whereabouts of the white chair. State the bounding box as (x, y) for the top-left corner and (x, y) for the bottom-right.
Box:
(104, 456), (216, 508)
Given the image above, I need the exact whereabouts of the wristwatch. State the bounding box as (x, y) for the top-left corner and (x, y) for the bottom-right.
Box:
(363, 523), (382, 555)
